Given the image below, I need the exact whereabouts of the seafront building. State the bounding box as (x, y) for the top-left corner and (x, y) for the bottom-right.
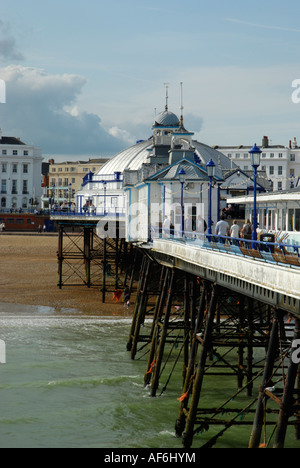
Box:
(216, 136), (300, 192)
(0, 130), (43, 211)
(42, 158), (109, 209)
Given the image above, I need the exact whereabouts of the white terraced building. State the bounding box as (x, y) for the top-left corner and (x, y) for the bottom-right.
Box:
(0, 131), (43, 211)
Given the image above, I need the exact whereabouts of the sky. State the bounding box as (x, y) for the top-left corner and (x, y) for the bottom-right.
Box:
(1, 0), (300, 160)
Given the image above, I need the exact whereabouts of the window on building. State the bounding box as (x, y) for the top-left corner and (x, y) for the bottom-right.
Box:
(23, 151), (28, 156)
(278, 166), (283, 175)
(12, 164), (18, 173)
(279, 153), (283, 158)
(13, 150), (18, 156)
(1, 180), (6, 194)
(1, 197), (6, 208)
(2, 163), (7, 173)
(269, 166), (274, 175)
(23, 180), (28, 194)
(12, 180), (18, 194)
(22, 198), (28, 208)
(262, 153), (266, 158)
(235, 153), (240, 158)
(291, 154), (296, 161)
(2, 150), (6, 155)
(270, 153), (274, 158)
(23, 164), (28, 174)
(278, 181), (283, 190)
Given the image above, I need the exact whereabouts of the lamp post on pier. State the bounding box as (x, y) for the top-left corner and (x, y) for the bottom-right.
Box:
(249, 143), (262, 248)
(207, 159), (216, 239)
(178, 168), (186, 238)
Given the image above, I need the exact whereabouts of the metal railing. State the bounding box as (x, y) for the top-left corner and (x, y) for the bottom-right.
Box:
(151, 227), (300, 269)
(50, 207), (126, 217)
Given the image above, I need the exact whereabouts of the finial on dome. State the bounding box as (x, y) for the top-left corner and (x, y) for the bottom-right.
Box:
(164, 82), (169, 111)
(180, 82), (184, 126)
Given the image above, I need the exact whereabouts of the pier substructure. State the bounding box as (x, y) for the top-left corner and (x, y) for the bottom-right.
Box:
(54, 218), (131, 302)
(127, 246), (300, 448)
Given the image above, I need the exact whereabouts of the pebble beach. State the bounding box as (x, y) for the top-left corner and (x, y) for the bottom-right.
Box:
(0, 233), (126, 316)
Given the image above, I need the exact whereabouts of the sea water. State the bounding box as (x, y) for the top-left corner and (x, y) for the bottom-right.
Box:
(0, 303), (299, 449)
(0, 303), (184, 449)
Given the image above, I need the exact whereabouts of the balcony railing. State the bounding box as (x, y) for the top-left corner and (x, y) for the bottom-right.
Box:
(151, 227), (300, 269)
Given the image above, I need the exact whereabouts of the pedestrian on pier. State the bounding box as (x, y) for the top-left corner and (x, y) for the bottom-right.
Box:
(215, 215), (229, 243)
(230, 220), (241, 245)
(242, 219), (252, 248)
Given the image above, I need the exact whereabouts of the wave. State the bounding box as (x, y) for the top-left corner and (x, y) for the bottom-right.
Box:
(46, 374), (141, 389)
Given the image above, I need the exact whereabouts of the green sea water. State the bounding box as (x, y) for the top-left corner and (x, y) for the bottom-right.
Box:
(0, 303), (299, 449)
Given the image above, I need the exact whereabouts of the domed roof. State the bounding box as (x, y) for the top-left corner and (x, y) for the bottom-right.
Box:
(96, 138), (236, 178)
(153, 110), (180, 128)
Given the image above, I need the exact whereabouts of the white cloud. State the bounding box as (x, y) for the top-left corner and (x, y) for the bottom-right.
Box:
(0, 65), (126, 155)
(108, 126), (135, 146)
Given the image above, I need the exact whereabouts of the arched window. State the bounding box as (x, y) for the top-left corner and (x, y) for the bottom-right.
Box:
(22, 197), (28, 209)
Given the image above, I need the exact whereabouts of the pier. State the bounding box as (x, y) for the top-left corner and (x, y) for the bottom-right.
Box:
(50, 105), (300, 448)
(51, 210), (300, 448)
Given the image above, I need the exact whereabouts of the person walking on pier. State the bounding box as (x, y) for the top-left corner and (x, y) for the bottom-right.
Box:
(242, 219), (253, 248)
(215, 215), (229, 243)
(230, 220), (241, 245)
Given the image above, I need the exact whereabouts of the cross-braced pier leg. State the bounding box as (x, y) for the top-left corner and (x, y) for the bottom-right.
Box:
(249, 308), (285, 448)
(273, 317), (300, 448)
(175, 281), (207, 437)
(150, 269), (176, 397)
(182, 283), (219, 448)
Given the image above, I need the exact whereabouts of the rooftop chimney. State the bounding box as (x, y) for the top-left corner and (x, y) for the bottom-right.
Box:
(293, 137), (298, 149)
(262, 136), (269, 148)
